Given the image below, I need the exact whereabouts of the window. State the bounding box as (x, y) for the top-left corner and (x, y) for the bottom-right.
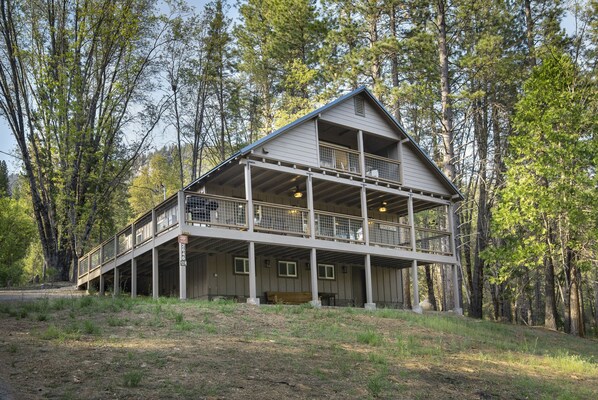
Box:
(234, 257), (249, 275)
(318, 264), (335, 280)
(278, 261), (297, 278)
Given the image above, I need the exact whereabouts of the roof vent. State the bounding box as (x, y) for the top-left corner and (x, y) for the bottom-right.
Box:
(354, 96), (365, 117)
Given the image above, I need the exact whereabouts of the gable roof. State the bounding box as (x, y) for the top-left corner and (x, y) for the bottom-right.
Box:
(185, 87), (463, 200)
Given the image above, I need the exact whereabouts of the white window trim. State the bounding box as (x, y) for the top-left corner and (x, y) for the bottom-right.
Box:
(278, 260), (298, 278)
(318, 264), (335, 280)
(234, 257), (249, 275)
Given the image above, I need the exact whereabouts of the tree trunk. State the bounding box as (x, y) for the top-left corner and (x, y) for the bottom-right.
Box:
(389, 4), (402, 125)
(524, 0), (536, 67)
(425, 265), (437, 310)
(544, 233), (558, 329)
(569, 249), (582, 337)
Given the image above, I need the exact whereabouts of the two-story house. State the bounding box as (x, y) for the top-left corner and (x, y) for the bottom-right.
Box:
(77, 87), (463, 313)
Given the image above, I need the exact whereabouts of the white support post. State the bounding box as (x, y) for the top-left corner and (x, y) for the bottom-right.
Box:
(152, 247), (159, 300)
(360, 185), (369, 245)
(452, 264), (463, 315)
(99, 273), (105, 296)
(306, 173), (315, 239)
(411, 260), (422, 313)
(86, 257), (91, 293)
(131, 258), (137, 299)
(113, 267), (120, 296)
(357, 130), (366, 177)
(408, 194), (417, 252)
(177, 190), (186, 232)
(247, 241), (259, 305)
(244, 161), (254, 232)
(364, 254), (376, 310)
(310, 248), (321, 307)
(179, 242), (187, 300)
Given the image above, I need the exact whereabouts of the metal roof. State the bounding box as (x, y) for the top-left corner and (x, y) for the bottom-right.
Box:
(184, 87), (463, 200)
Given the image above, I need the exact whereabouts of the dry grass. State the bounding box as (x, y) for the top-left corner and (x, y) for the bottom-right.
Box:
(0, 296), (597, 399)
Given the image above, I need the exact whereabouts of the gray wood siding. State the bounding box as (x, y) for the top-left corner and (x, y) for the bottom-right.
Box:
(320, 96), (398, 140)
(262, 121), (319, 166)
(371, 266), (403, 307)
(402, 143), (451, 195)
(187, 254), (208, 299)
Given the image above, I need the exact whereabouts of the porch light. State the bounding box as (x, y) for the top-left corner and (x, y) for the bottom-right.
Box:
(378, 201), (388, 213)
(293, 186), (303, 198)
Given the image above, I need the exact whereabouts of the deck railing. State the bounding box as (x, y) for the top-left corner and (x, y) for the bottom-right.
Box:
(254, 202), (309, 236)
(369, 219), (411, 249)
(185, 193), (247, 228)
(101, 238), (116, 264)
(319, 143), (361, 175)
(78, 191), (454, 279)
(315, 211), (364, 243)
(156, 197), (179, 234)
(415, 227), (452, 255)
(365, 154), (401, 183)
(319, 142), (401, 184)
(117, 227), (133, 256)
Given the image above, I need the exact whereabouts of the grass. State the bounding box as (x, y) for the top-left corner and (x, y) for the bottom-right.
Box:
(1, 296), (597, 400)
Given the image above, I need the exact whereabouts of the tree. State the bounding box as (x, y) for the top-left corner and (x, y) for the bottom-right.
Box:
(0, 0), (167, 280)
(487, 51), (597, 336)
(0, 160), (8, 196)
(0, 195), (35, 285)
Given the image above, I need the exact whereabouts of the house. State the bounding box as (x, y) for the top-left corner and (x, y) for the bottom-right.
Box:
(77, 87), (463, 313)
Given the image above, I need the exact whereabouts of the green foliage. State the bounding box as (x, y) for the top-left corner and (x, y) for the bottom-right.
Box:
(0, 196), (36, 285)
(485, 51), (598, 278)
(0, 160), (9, 196)
(123, 370), (144, 387)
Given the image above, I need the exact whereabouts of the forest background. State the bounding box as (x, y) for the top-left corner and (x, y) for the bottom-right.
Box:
(0, 0), (596, 338)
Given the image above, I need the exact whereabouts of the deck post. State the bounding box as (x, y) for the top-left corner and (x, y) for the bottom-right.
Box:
(86, 257), (91, 293)
(360, 185), (369, 244)
(307, 173), (315, 239)
(408, 193), (417, 251)
(131, 258), (137, 299)
(113, 267), (120, 296)
(244, 161), (254, 232)
(309, 248), (321, 307)
(247, 241), (259, 305)
(364, 254), (376, 310)
(178, 190), (186, 230)
(452, 264), (463, 315)
(99, 273), (105, 296)
(357, 130), (365, 178)
(152, 247), (159, 300)
(411, 260), (422, 313)
(179, 241), (187, 300)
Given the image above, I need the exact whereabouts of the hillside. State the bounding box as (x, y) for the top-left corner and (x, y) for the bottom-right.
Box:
(0, 297), (596, 399)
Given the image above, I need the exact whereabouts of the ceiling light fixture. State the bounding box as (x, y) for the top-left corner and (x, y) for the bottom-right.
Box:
(378, 201), (388, 213)
(293, 186), (303, 198)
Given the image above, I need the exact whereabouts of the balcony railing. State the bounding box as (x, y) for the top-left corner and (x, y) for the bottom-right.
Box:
(319, 143), (361, 175)
(101, 238), (115, 264)
(365, 154), (401, 183)
(315, 211), (364, 243)
(415, 227), (452, 255)
(185, 193), (247, 229)
(369, 219), (411, 249)
(78, 191), (454, 279)
(319, 142), (401, 184)
(254, 202), (309, 236)
(156, 197), (179, 234)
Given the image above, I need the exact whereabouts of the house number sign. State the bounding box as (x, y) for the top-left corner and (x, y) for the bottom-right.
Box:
(179, 242), (187, 267)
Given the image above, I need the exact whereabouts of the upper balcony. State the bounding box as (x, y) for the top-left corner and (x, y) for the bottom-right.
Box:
(317, 120), (402, 184)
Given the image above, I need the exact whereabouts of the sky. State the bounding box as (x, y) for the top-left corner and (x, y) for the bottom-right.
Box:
(0, 1), (581, 174)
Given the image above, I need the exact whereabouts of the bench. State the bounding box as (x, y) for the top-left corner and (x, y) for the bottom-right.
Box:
(266, 291), (312, 305)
